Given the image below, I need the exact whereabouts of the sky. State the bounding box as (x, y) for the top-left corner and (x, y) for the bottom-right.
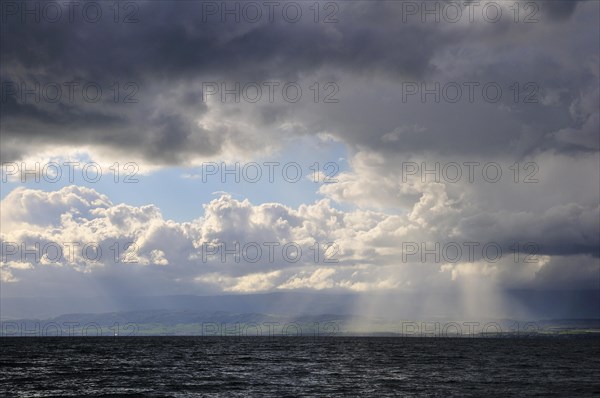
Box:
(0, 0), (598, 318)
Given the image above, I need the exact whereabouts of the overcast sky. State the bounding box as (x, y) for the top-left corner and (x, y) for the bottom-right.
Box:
(0, 1), (598, 314)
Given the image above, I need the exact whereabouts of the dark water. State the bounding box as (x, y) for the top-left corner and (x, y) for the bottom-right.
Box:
(1, 337), (599, 397)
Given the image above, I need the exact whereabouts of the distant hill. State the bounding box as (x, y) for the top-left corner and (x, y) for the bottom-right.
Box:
(2, 290), (599, 321)
(1, 308), (599, 337)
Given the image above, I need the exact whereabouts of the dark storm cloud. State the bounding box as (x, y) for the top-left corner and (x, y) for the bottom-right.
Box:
(1, 1), (447, 80)
(0, 0), (492, 162)
(542, 0), (580, 21)
(2, 0), (595, 164)
(0, 0), (597, 164)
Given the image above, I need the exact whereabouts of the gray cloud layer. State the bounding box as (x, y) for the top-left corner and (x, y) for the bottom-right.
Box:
(1, 0), (597, 163)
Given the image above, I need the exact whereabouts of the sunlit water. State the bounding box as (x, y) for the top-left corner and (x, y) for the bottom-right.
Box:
(1, 337), (599, 397)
